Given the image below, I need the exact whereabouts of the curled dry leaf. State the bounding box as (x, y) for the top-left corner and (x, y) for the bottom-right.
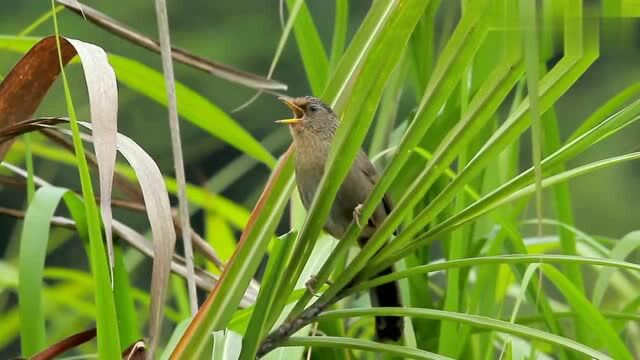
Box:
(0, 35), (182, 355)
(0, 35), (119, 283)
(56, 0), (288, 91)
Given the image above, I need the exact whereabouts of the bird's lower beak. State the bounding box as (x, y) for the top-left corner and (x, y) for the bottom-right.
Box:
(275, 118), (302, 125)
(276, 97), (304, 125)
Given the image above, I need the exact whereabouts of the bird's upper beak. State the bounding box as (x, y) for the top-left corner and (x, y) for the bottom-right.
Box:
(276, 97), (304, 125)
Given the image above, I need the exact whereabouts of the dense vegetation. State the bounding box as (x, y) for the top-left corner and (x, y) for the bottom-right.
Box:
(1, 0), (639, 359)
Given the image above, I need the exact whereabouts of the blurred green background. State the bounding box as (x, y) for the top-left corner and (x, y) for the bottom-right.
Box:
(0, 0), (639, 356)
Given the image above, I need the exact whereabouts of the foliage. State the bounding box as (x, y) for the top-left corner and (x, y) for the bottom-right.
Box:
(1, 0), (639, 359)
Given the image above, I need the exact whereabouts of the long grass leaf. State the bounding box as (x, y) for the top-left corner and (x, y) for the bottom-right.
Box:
(18, 186), (68, 356)
(541, 265), (632, 359)
(317, 308), (611, 360)
(285, 0), (329, 94)
(283, 336), (451, 360)
(51, 8), (122, 355)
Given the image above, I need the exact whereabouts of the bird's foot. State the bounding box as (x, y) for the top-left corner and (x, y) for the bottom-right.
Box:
(353, 204), (364, 228)
(305, 275), (332, 297)
(305, 275), (320, 297)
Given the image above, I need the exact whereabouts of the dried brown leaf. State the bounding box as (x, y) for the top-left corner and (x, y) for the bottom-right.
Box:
(0, 35), (120, 280)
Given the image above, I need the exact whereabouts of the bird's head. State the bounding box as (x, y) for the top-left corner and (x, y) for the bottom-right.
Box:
(276, 96), (338, 140)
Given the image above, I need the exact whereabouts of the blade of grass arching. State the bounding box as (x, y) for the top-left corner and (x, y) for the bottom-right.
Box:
(541, 265), (632, 360)
(233, 0), (305, 111)
(520, 0), (543, 239)
(18, 5), (65, 36)
(51, 4), (121, 356)
(593, 231), (640, 307)
(154, 0), (197, 327)
(290, 0), (492, 319)
(240, 231), (298, 359)
(18, 186), (68, 356)
(568, 82), (640, 142)
(509, 264), (541, 323)
(285, 0), (329, 94)
(329, 0), (349, 73)
(283, 336), (451, 360)
(113, 246), (140, 348)
(106, 55), (276, 168)
(350, 255), (640, 296)
(317, 308), (611, 360)
(276, 0), (432, 326)
(171, 150), (295, 359)
(391, 152), (640, 266)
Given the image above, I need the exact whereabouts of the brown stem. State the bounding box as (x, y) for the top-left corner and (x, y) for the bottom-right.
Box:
(31, 328), (97, 360)
(256, 294), (344, 358)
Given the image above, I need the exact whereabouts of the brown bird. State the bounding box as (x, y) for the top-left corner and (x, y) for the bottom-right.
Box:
(276, 95), (403, 341)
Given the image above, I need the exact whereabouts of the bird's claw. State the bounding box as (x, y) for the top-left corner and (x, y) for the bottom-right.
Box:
(353, 204), (364, 228)
(305, 275), (332, 297)
(305, 275), (320, 297)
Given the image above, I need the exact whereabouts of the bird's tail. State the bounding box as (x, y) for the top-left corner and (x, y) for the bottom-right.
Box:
(368, 266), (403, 342)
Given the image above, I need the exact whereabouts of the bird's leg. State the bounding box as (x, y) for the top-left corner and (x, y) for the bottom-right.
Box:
(305, 275), (320, 297)
(305, 275), (333, 297)
(353, 204), (364, 228)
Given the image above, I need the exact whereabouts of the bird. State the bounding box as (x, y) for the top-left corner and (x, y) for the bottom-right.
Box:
(275, 95), (403, 342)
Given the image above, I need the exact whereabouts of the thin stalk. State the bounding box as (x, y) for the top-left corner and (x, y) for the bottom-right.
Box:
(153, 0), (197, 317)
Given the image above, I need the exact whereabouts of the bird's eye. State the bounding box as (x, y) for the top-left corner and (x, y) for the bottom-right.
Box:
(308, 104), (319, 113)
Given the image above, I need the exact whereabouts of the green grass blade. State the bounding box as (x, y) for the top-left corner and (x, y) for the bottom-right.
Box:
(317, 308), (611, 360)
(107, 55), (276, 167)
(285, 0), (329, 94)
(329, 0), (349, 73)
(113, 245), (140, 347)
(171, 153), (295, 358)
(381, 152), (640, 268)
(239, 231), (298, 359)
(293, 0), (491, 317)
(568, 82), (640, 142)
(283, 336), (452, 360)
(520, 0), (543, 238)
(51, 5), (121, 356)
(18, 5), (64, 36)
(593, 231), (640, 307)
(10, 139), (251, 230)
(18, 186), (68, 356)
(282, 0), (432, 322)
(541, 265), (632, 359)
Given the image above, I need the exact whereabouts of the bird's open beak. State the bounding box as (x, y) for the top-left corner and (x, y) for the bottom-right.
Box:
(276, 97), (304, 125)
